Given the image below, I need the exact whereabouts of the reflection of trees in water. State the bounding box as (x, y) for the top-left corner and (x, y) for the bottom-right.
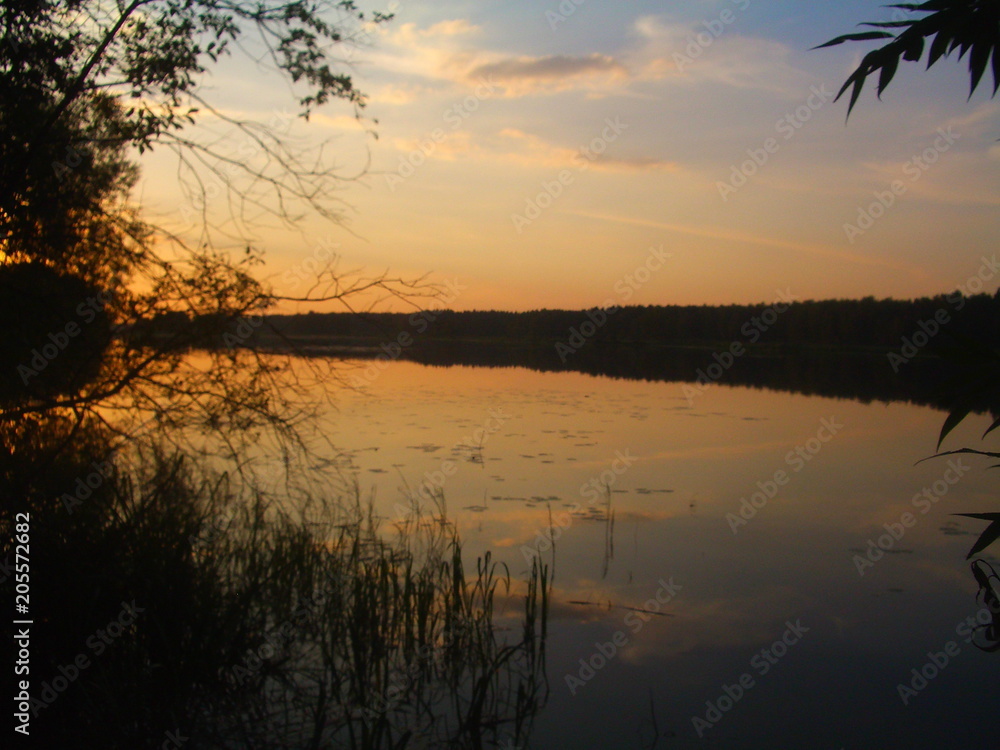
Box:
(285, 338), (998, 414)
(0, 416), (549, 748)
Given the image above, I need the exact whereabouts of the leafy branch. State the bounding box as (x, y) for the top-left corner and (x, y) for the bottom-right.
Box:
(815, 1), (1000, 116)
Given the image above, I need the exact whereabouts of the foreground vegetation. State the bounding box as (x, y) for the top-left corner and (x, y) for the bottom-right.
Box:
(0, 417), (549, 749)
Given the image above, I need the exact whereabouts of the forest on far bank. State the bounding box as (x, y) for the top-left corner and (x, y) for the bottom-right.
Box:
(238, 292), (1000, 352)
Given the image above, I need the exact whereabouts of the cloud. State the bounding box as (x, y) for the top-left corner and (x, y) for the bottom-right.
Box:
(465, 53), (630, 96)
(496, 128), (678, 172)
(386, 126), (678, 173)
(373, 20), (632, 98)
(367, 85), (427, 106)
(565, 209), (930, 274)
(368, 13), (814, 104)
(423, 19), (481, 37)
(371, 14), (809, 100)
(390, 131), (475, 162)
(473, 128), (679, 172)
(386, 19), (481, 46)
(625, 14), (810, 94)
(310, 113), (369, 132)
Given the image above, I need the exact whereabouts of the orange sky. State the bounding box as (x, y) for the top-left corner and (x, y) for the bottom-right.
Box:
(139, 1), (1000, 312)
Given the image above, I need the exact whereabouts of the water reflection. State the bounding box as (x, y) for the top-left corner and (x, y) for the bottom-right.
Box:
(301, 358), (1000, 749)
(287, 339), (1000, 413)
(8, 349), (999, 748)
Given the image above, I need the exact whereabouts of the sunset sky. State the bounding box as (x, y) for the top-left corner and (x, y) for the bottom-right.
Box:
(142, 0), (1000, 311)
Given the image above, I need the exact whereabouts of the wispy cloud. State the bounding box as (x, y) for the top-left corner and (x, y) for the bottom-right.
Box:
(496, 128), (678, 172)
(566, 209), (930, 275)
(388, 126), (679, 173)
(465, 53), (629, 96)
(625, 14), (810, 94)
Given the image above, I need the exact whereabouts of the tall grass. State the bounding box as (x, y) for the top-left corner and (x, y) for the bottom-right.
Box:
(0, 423), (548, 749)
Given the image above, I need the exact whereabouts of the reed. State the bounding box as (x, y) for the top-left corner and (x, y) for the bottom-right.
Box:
(0, 433), (549, 749)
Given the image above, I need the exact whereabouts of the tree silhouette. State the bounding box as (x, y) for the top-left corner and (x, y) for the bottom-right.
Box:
(0, 0), (438, 450)
(817, 1), (1000, 116)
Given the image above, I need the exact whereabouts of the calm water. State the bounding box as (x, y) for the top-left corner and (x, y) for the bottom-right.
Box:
(290, 358), (999, 749)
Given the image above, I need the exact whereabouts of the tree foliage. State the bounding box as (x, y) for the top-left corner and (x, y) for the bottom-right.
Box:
(816, 1), (1000, 116)
(0, 0), (439, 449)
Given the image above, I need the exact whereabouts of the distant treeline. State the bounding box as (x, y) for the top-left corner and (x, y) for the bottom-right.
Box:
(127, 293), (1000, 412)
(257, 293), (1000, 352)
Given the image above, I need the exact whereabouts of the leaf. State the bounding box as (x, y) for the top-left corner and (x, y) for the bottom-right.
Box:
(822, 0), (1000, 115)
(937, 401), (975, 449)
(915, 447), (1000, 466)
(993, 46), (1000, 93)
(813, 31), (895, 50)
(846, 76), (866, 115)
(928, 29), (953, 66)
(861, 21), (918, 29)
(983, 414), (1000, 439)
(967, 38), (992, 97)
(903, 37), (925, 61)
(878, 53), (901, 96)
(954, 514), (1000, 559)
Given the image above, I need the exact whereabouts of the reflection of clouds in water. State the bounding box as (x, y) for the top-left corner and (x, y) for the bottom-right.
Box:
(299, 358), (1000, 748)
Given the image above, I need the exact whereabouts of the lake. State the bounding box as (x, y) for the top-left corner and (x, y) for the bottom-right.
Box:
(278, 355), (999, 749)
